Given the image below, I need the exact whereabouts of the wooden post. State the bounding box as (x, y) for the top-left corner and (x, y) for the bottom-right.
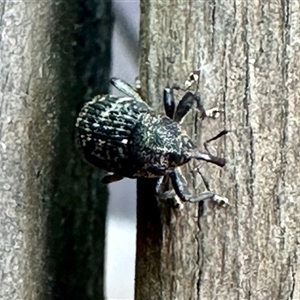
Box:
(0, 1), (112, 299)
(135, 1), (300, 298)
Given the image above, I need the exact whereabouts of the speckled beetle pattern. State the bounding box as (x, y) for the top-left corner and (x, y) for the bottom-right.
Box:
(76, 77), (228, 205)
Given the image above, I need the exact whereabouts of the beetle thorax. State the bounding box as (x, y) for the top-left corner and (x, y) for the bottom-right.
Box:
(127, 113), (195, 176)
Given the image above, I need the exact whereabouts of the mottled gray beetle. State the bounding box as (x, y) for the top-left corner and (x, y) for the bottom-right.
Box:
(76, 77), (228, 205)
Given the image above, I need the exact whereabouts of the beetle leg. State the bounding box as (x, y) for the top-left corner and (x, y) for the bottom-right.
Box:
(173, 92), (204, 123)
(155, 176), (164, 194)
(155, 175), (176, 200)
(203, 129), (229, 154)
(163, 85), (176, 119)
(197, 168), (229, 207)
(156, 175), (184, 209)
(170, 169), (228, 206)
(172, 71), (225, 122)
(173, 91), (224, 123)
(169, 168), (215, 203)
(101, 173), (124, 184)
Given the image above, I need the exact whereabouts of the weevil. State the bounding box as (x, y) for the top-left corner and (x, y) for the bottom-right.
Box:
(76, 76), (228, 205)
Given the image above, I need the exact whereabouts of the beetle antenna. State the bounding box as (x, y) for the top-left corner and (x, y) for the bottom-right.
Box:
(198, 169), (211, 191)
(110, 77), (144, 101)
(193, 151), (226, 167)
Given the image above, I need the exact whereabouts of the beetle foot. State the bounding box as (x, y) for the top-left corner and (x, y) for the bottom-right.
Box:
(101, 173), (123, 184)
(211, 194), (229, 208)
(184, 70), (200, 89)
(205, 107), (223, 119)
(157, 189), (176, 200)
(157, 190), (184, 209)
(173, 195), (184, 210)
(189, 191), (228, 209)
(188, 191), (215, 203)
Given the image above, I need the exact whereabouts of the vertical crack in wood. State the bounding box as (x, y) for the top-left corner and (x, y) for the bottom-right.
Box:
(211, 0), (216, 54)
(196, 203), (204, 299)
(242, 3), (254, 298)
(242, 5), (255, 208)
(289, 250), (297, 299)
(279, 0), (291, 295)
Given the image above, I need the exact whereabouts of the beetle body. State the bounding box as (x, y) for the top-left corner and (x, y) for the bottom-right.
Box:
(76, 94), (194, 179)
(76, 77), (227, 205)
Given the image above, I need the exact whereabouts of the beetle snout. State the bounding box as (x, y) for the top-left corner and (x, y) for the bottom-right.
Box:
(166, 152), (190, 168)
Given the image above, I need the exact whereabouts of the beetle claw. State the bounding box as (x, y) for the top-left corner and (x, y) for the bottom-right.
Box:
(212, 195), (229, 208)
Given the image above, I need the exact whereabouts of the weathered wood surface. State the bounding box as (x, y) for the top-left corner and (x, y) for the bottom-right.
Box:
(136, 1), (300, 299)
(0, 1), (112, 299)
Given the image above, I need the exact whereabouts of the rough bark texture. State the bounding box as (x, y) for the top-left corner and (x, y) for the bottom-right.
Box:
(136, 0), (300, 299)
(0, 1), (112, 299)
